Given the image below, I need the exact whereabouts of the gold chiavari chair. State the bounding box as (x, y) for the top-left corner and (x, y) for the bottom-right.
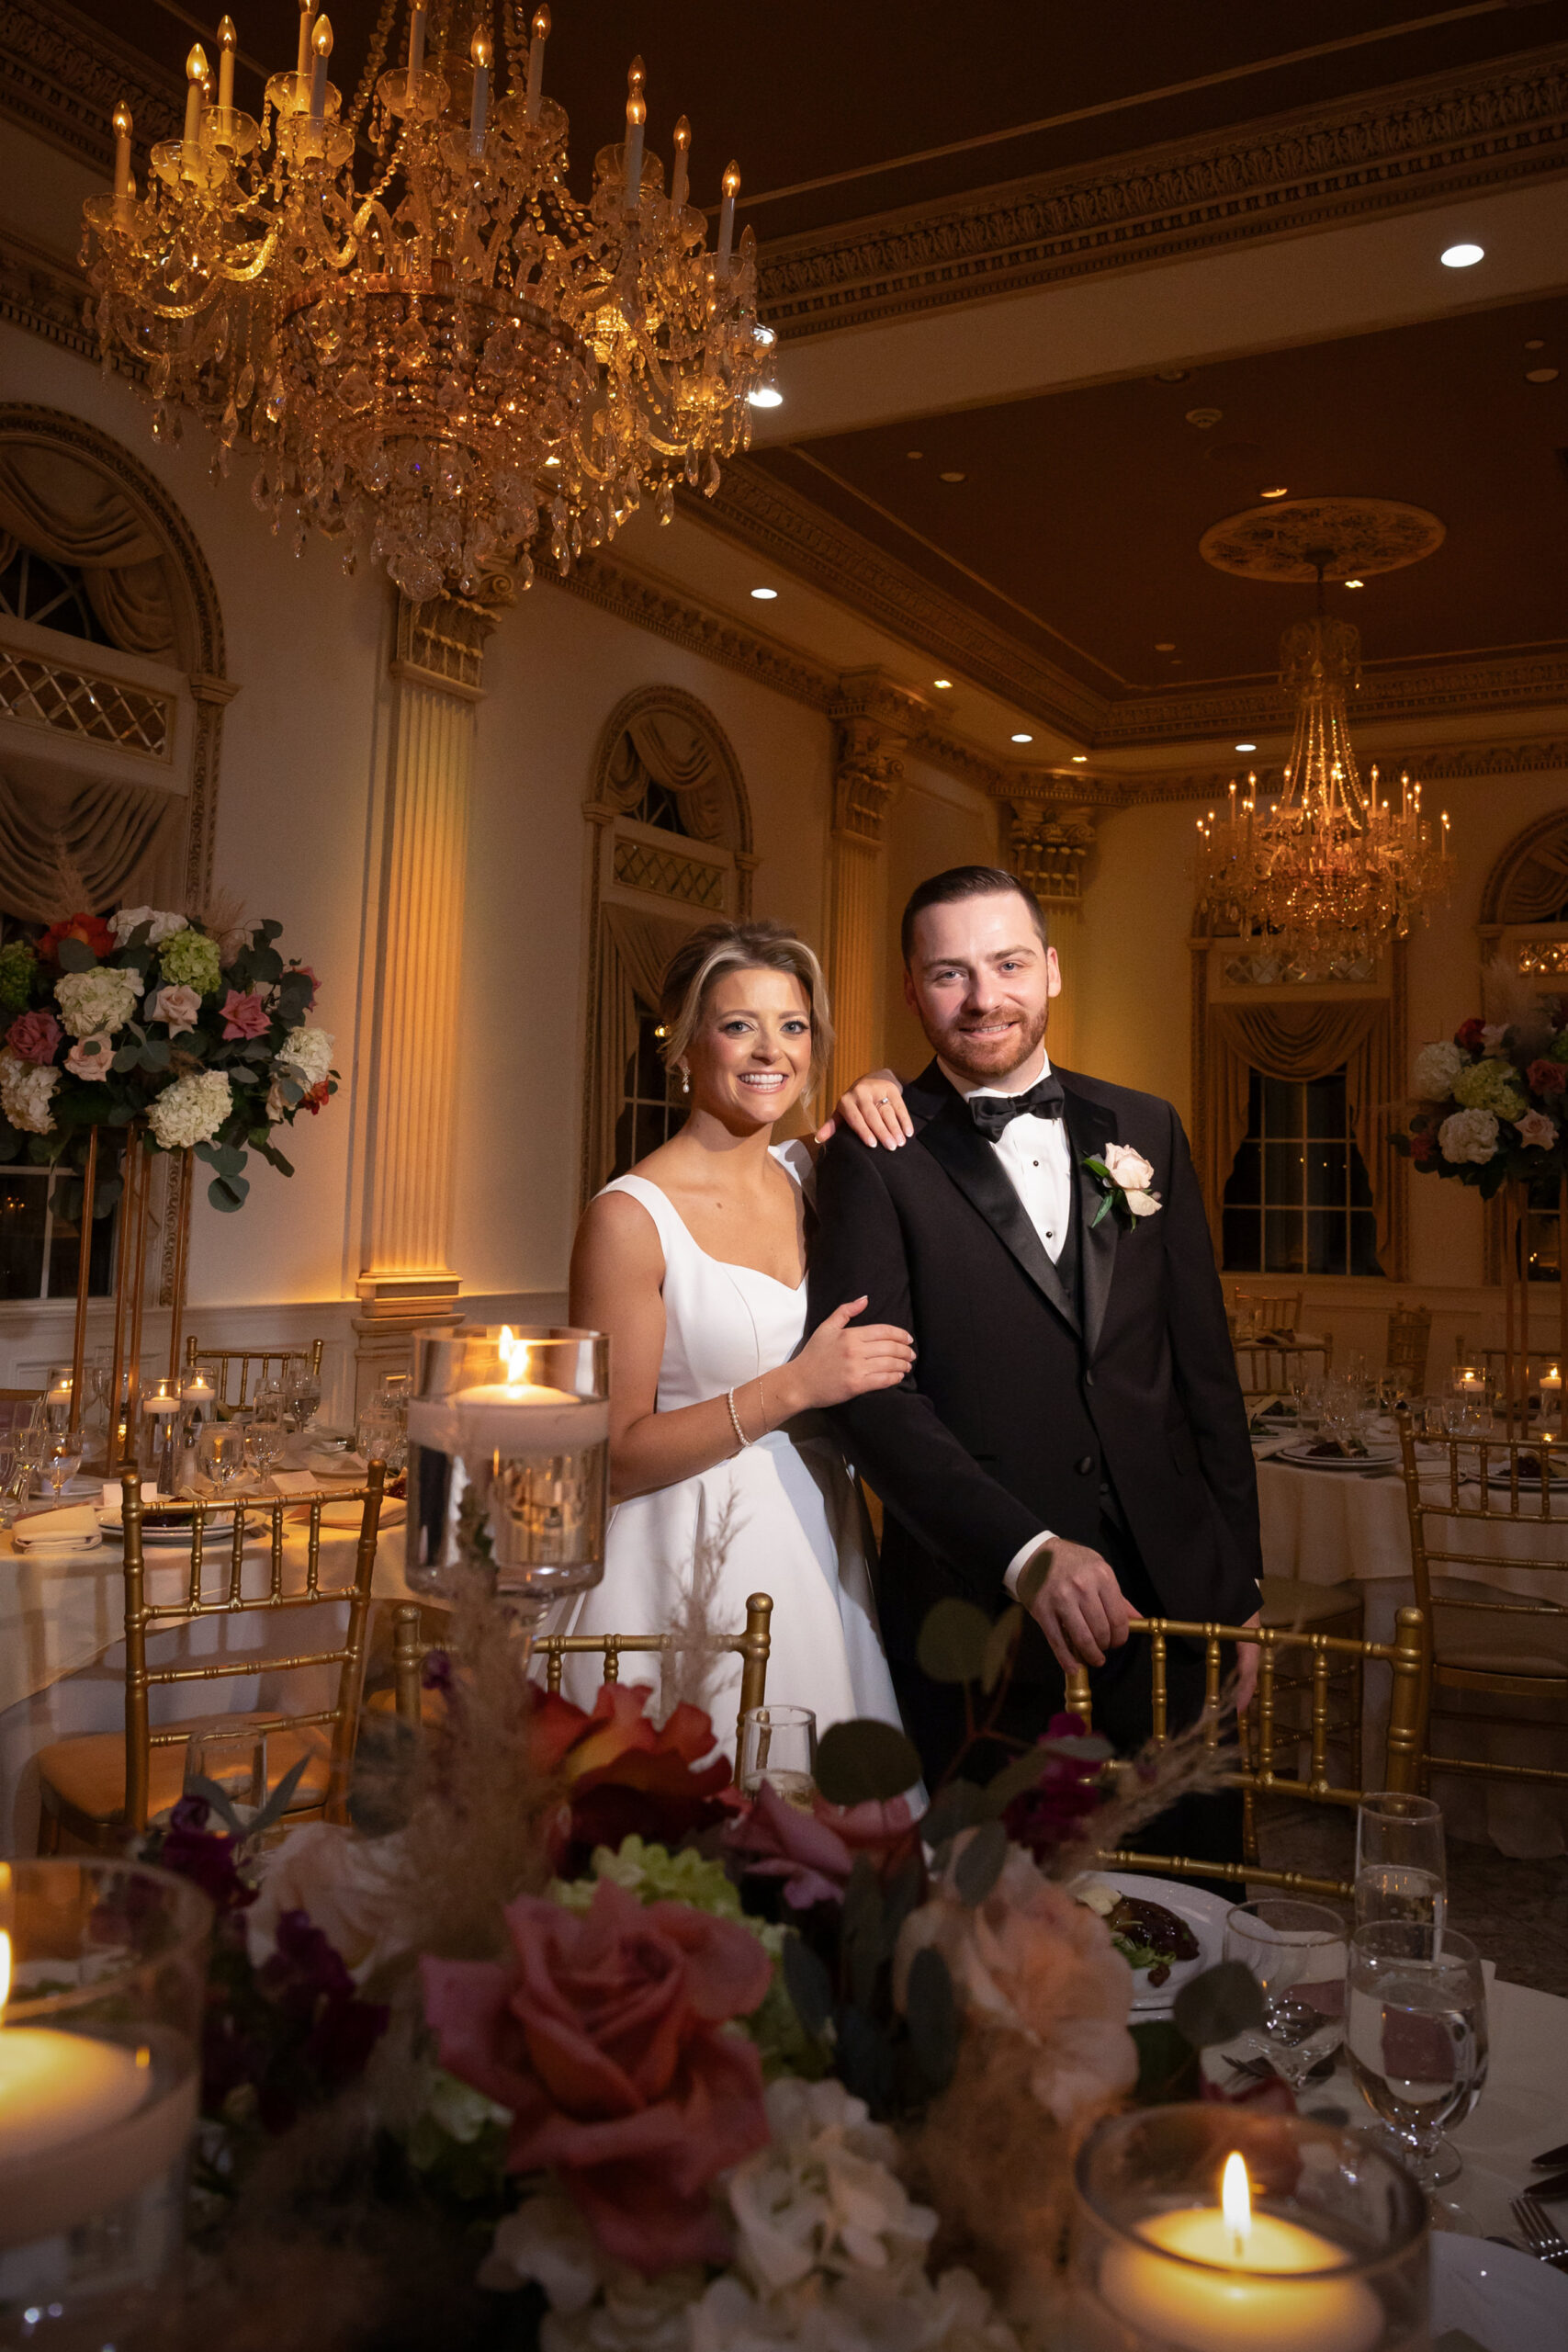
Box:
(37, 1462), (386, 1849)
(1064, 1607), (1427, 1901)
(1234, 1340), (1331, 1399)
(1231, 1286), (1303, 1340)
(1394, 1408), (1568, 1800)
(184, 1332), (325, 1411)
(1383, 1304), (1432, 1397)
(388, 1592), (775, 1726)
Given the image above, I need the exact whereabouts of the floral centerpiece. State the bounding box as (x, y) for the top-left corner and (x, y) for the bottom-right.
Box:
(1397, 984), (1568, 1198)
(144, 1582), (1269, 2350)
(0, 904), (335, 1216)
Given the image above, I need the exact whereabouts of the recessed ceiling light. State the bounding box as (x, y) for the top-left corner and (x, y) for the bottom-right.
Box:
(1185, 407), (1222, 428)
(1070, 754), (1088, 763)
(750, 586), (778, 600)
(747, 386), (784, 408)
(1526, 367), (1560, 384)
(1440, 241), (1484, 268)
(1155, 641), (1176, 652)
(940, 470), (965, 482)
(1259, 485), (1289, 500)
(1010, 732), (1033, 744)
(1526, 339), (1546, 352)
(1156, 369), (1190, 383)
(907, 450), (923, 460)
(1235, 741), (1258, 752)
(932, 678), (953, 689)
(1344, 578), (1365, 590)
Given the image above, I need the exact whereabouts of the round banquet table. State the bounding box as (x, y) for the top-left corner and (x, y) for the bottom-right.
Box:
(0, 1486), (423, 1852)
(1256, 1437), (1568, 1858)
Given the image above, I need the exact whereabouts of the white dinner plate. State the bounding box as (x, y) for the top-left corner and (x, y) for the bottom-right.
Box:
(1429, 2231), (1568, 2347)
(1074, 1871), (1232, 2013)
(97, 1507), (242, 1546)
(1273, 1442), (1400, 1472)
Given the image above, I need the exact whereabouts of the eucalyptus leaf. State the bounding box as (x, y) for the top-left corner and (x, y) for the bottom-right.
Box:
(1171, 1960), (1266, 2050)
(209, 1175), (248, 1213)
(781, 1932), (833, 2040)
(210, 1143), (245, 1178)
(985, 1747), (1055, 1809)
(915, 1596), (994, 1685)
(835, 2007), (896, 2115)
(814, 1718), (922, 1806)
(258, 919), (283, 944)
(185, 1773), (245, 1837)
(919, 1781), (998, 1849)
(94, 1173), (122, 1216)
(139, 1035), (171, 1070)
(1131, 2018), (1202, 2105)
(981, 1604), (1023, 1693)
(953, 1817), (1008, 1906)
(905, 1944), (958, 2095)
(112, 1044), (141, 1073)
(843, 1858), (886, 2010)
(247, 1753), (309, 1838)
(251, 946), (284, 985)
(194, 1142), (220, 1166)
(55, 936), (96, 972)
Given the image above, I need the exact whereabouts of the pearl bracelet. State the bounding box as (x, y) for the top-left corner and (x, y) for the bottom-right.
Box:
(726, 1385), (750, 1453)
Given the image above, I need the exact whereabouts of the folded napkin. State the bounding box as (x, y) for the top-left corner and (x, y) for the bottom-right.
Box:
(308, 1449), (367, 1478)
(14, 1502), (101, 1548)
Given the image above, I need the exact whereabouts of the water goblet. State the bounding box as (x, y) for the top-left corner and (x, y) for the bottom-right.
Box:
(1348, 1919), (1487, 2188)
(245, 1387), (287, 1483)
(1222, 1898), (1349, 2090)
(1355, 1792), (1446, 1933)
(737, 1705), (818, 1811)
(43, 1427), (85, 1508)
(198, 1424), (246, 1495)
(284, 1362), (321, 1434)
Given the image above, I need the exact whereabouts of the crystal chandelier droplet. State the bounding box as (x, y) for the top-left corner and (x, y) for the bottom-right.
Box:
(81, 4), (776, 605)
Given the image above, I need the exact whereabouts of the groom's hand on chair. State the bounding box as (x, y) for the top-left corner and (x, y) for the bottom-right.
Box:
(1017, 1540), (1137, 1678)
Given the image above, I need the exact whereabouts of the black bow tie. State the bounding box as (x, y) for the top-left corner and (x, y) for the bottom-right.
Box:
(966, 1073), (1065, 1140)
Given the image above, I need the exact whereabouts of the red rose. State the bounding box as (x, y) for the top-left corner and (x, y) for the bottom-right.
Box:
(530, 1682), (734, 1866)
(1529, 1059), (1568, 1096)
(300, 1080), (330, 1114)
(1455, 1017), (1485, 1051)
(1410, 1131), (1438, 1164)
(6, 1010), (62, 1065)
(423, 1879), (771, 2269)
(38, 912), (114, 964)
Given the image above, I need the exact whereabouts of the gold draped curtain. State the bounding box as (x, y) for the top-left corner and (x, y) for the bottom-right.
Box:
(1204, 999), (1396, 1270)
(604, 711), (732, 843)
(0, 766), (183, 924)
(0, 446), (177, 659)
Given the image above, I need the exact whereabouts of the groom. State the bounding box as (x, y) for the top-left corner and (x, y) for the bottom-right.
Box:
(808, 865), (1261, 1864)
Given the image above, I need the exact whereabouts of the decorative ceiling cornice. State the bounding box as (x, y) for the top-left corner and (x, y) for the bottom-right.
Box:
(1095, 649), (1568, 748)
(0, 0), (179, 170)
(0, 223), (91, 360)
(1022, 731), (1568, 809)
(760, 41), (1568, 340)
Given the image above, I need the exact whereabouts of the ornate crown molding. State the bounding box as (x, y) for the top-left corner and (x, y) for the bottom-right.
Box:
(760, 42), (1568, 339)
(1095, 649), (1568, 748)
(0, 0), (180, 170)
(0, 225), (94, 361)
(1030, 730), (1568, 810)
(832, 714), (906, 846)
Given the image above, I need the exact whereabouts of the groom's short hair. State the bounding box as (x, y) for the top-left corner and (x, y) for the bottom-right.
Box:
(900, 866), (1047, 966)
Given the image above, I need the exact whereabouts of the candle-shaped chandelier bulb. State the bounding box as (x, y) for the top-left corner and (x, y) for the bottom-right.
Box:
(407, 3), (425, 75)
(623, 56), (646, 209)
(216, 16), (237, 111)
(296, 0), (314, 77)
(1221, 2153), (1250, 2259)
(671, 112), (691, 208)
(525, 4), (550, 119)
(717, 158), (739, 265)
(309, 14), (332, 119)
(468, 26), (491, 154)
(182, 46), (208, 146)
(112, 100), (134, 197)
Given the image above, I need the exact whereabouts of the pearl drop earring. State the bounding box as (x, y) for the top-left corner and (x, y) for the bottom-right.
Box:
(681, 1068), (690, 1095)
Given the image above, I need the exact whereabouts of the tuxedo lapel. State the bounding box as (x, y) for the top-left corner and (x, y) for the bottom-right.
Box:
(1063, 1077), (1120, 1362)
(913, 1071), (1082, 1337)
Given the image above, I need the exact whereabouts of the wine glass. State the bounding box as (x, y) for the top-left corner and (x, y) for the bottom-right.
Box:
(245, 1385), (288, 1482)
(1348, 1920), (1487, 2188)
(1221, 1898), (1349, 2089)
(737, 1705), (818, 1811)
(1356, 1792), (1446, 1932)
(43, 1427), (85, 1509)
(284, 1361), (321, 1434)
(198, 1424), (246, 1495)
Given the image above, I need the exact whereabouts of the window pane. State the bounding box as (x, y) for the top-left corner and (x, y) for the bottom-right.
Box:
(47, 1180), (114, 1301)
(1305, 1142), (1346, 1206)
(1348, 1148), (1374, 1209)
(1261, 1076), (1299, 1136)
(0, 1168), (48, 1300)
(1224, 1139), (1261, 1206)
(634, 1019), (666, 1095)
(1264, 1142), (1304, 1206)
(634, 1106), (666, 1163)
(1265, 1210), (1304, 1273)
(1222, 1207), (1261, 1272)
(1349, 1211), (1383, 1279)
(1304, 1211), (1346, 1275)
(1304, 1077), (1346, 1139)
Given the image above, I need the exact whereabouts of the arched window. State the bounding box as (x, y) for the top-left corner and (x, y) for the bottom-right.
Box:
(581, 689), (753, 1202)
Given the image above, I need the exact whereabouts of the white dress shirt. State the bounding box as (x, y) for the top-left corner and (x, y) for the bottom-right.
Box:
(938, 1047), (1070, 1596)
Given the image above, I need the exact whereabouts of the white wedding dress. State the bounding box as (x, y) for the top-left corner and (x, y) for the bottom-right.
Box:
(550, 1142), (903, 1757)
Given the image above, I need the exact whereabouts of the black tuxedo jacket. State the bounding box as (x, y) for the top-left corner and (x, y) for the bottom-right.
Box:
(807, 1060), (1261, 1676)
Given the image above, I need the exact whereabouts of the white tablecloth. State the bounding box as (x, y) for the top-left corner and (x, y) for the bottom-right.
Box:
(0, 1496), (421, 1851)
(1258, 1445), (1568, 1857)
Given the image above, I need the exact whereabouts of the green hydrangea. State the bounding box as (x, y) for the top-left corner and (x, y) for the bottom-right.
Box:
(156, 927), (223, 997)
(1551, 1029), (1568, 1068)
(0, 939), (38, 1014)
(1452, 1057), (1528, 1123)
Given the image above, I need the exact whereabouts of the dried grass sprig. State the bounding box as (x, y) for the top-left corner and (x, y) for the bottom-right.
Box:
(658, 1490), (743, 1723)
(48, 834), (96, 921)
(1048, 1700), (1240, 1883)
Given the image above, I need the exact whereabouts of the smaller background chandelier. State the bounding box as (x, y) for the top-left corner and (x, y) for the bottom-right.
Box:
(1195, 526), (1453, 969)
(81, 4), (775, 605)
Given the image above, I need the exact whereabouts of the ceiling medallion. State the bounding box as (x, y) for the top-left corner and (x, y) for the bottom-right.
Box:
(80, 4), (775, 606)
(1196, 569), (1453, 966)
(1199, 496), (1445, 583)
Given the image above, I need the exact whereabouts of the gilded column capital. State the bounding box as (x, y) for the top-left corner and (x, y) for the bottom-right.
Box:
(390, 594), (497, 701)
(1005, 801), (1097, 907)
(833, 714), (907, 848)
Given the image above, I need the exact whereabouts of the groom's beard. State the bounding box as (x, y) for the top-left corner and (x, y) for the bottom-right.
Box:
(922, 996), (1049, 1087)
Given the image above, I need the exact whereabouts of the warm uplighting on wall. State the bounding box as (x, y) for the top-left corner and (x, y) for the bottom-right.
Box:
(1440, 242), (1484, 267)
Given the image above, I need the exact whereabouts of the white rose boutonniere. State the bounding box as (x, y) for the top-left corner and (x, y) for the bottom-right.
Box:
(1084, 1141), (1161, 1226)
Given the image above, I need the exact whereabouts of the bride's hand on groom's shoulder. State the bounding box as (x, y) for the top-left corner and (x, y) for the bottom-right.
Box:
(784, 1295), (916, 1412)
(814, 1069), (912, 1151)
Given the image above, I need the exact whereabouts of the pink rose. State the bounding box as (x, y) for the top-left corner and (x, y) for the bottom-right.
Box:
(64, 1033), (112, 1080)
(149, 984), (202, 1035)
(423, 1877), (771, 2271)
(724, 1781), (917, 1908)
(1516, 1109), (1559, 1151)
(6, 1011), (62, 1065)
(219, 988), (271, 1041)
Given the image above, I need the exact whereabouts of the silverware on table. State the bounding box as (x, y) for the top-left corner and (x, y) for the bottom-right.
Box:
(1535, 2140), (1568, 2167)
(1527, 2165), (1568, 2201)
(1510, 2192), (1568, 2267)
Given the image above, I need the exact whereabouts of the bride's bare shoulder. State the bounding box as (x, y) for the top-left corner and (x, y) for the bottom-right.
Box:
(575, 1183), (664, 1272)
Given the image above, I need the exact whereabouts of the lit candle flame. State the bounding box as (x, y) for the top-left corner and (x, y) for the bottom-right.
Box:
(1221, 2152), (1251, 2259)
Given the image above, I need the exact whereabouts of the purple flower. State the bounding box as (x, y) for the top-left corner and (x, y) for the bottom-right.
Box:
(1001, 1712), (1110, 1860)
(156, 1801), (258, 1915)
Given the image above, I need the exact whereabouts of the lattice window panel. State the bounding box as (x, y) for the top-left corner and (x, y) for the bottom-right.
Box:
(0, 643), (170, 756)
(1517, 939), (1568, 976)
(613, 836), (725, 910)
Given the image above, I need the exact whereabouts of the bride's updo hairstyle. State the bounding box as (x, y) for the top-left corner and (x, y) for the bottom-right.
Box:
(659, 921), (834, 1103)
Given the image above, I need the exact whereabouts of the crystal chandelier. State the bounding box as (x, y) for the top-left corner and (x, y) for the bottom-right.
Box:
(80, 3), (776, 605)
(1195, 605), (1453, 968)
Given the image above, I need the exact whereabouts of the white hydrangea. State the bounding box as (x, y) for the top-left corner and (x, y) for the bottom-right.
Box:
(55, 967), (141, 1038)
(149, 1068), (232, 1150)
(481, 2195), (701, 2352)
(1412, 1040), (1465, 1102)
(692, 2260), (1021, 2351)
(725, 2078), (934, 2297)
(277, 1024), (333, 1087)
(1438, 1107), (1499, 1166)
(0, 1046), (59, 1135)
(109, 906), (188, 947)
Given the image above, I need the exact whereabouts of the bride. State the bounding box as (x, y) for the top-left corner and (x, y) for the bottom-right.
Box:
(561, 919), (913, 1752)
